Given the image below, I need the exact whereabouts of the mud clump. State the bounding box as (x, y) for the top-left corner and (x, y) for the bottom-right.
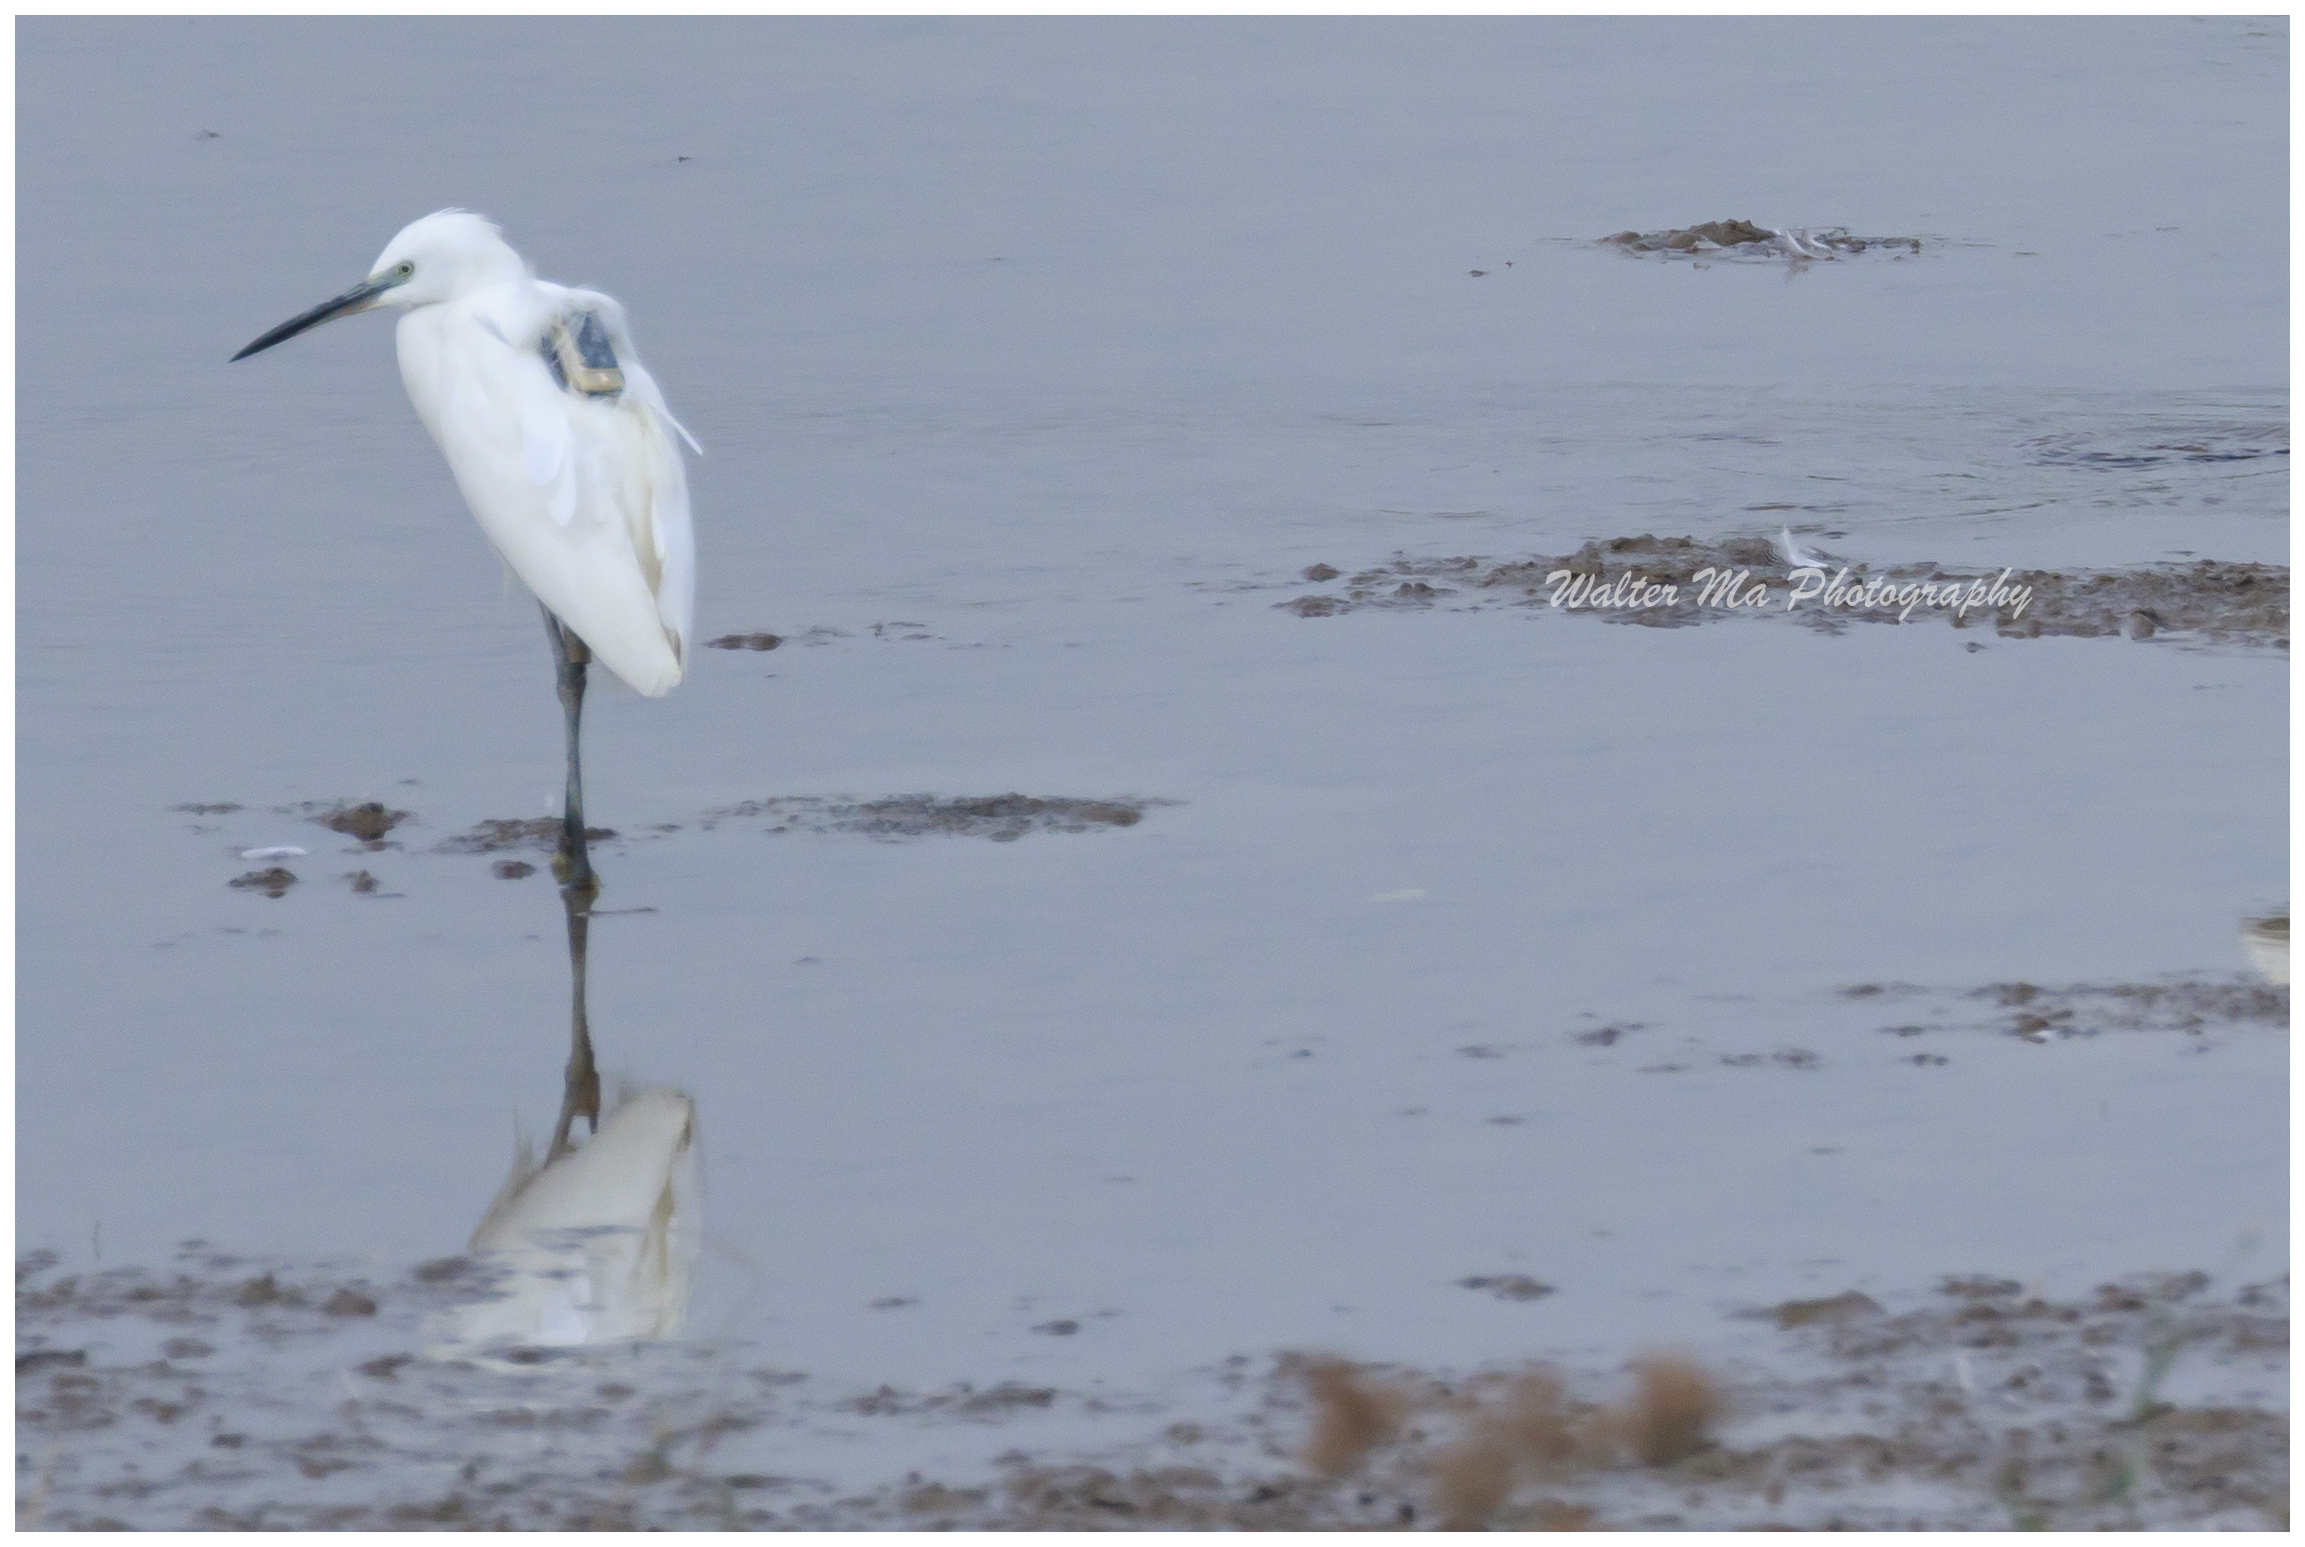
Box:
(17, 1348), (85, 1374)
(227, 867), (296, 897)
(1607, 217), (1775, 250)
(707, 794), (1169, 843)
(1278, 537), (2288, 649)
(1764, 1290), (1886, 1329)
(1720, 1046), (1824, 1069)
(232, 1272), (284, 1306)
(1460, 1274), (1556, 1302)
(1603, 220), (1924, 259)
(705, 631), (784, 652)
(437, 818), (615, 854)
(313, 801), (409, 845)
(1970, 978), (2288, 1041)
(850, 1380), (1058, 1419)
(1992, 561), (2288, 645)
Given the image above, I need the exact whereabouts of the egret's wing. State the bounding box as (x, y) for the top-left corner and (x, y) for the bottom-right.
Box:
(548, 286), (698, 668)
(625, 383), (696, 668)
(541, 390), (692, 691)
(556, 287), (703, 453)
(516, 395), (579, 527)
(400, 288), (690, 696)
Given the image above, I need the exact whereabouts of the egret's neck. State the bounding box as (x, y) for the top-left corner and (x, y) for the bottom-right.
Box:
(392, 275), (553, 448)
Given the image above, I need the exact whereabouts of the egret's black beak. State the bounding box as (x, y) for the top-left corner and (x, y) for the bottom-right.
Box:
(230, 273), (401, 362)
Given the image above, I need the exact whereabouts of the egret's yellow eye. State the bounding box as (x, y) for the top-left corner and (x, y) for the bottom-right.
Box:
(395, 262), (414, 277)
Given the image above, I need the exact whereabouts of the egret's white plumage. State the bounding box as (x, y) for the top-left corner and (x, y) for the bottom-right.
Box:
(234, 210), (698, 885)
(2240, 912), (2289, 985)
(236, 209), (697, 698)
(1777, 524), (1834, 571)
(371, 211), (697, 696)
(1775, 227), (1832, 261)
(430, 1087), (702, 1356)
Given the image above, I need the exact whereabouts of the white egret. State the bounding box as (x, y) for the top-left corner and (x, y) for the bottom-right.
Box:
(431, 1087), (702, 1358)
(232, 211), (698, 890)
(2240, 911), (2289, 985)
(1777, 525), (1835, 571)
(1774, 227), (1833, 261)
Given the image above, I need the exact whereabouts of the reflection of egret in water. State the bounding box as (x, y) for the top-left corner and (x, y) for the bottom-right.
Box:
(2240, 910), (2288, 986)
(432, 834), (700, 1356)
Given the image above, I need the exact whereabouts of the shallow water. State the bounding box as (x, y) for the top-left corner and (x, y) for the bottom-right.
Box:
(16, 16), (2287, 1526)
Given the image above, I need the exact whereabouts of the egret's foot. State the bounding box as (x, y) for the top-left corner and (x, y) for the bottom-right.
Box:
(552, 853), (600, 903)
(566, 1066), (601, 1136)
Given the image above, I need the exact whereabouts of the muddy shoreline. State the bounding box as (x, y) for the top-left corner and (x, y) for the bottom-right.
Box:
(16, 1255), (2284, 1530)
(1280, 537), (2290, 648)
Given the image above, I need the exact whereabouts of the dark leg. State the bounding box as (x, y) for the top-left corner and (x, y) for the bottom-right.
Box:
(541, 606), (601, 1155)
(541, 607), (597, 898)
(547, 882), (600, 1159)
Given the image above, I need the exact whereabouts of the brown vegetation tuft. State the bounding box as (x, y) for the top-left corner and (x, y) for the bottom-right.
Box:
(1298, 1357), (1408, 1477)
(1492, 1367), (1579, 1472)
(1619, 1353), (1719, 1466)
(1432, 1431), (1517, 1529)
(1372, 1354), (1722, 1527)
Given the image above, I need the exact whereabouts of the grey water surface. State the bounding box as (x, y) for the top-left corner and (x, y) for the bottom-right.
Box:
(17, 16), (2287, 1522)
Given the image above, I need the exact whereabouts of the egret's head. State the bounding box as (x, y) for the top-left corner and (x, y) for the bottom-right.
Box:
(366, 210), (526, 309)
(231, 208), (526, 362)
